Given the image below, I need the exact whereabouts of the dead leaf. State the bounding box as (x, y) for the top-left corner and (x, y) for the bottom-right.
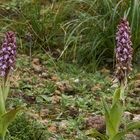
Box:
(56, 81), (73, 93)
(32, 64), (42, 73)
(32, 58), (42, 73)
(26, 110), (40, 120)
(51, 95), (61, 104)
(48, 124), (57, 133)
(10, 72), (21, 87)
(54, 90), (61, 95)
(51, 75), (60, 81)
(91, 84), (103, 92)
(59, 120), (68, 130)
(100, 68), (110, 75)
(32, 58), (40, 65)
(39, 108), (49, 119)
(39, 119), (48, 125)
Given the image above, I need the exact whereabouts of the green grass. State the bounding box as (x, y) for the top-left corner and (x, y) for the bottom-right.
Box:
(0, 0), (140, 71)
(8, 114), (49, 140)
(58, 0), (140, 70)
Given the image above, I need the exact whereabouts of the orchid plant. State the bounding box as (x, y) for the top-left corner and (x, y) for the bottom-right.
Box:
(86, 18), (140, 140)
(0, 32), (24, 140)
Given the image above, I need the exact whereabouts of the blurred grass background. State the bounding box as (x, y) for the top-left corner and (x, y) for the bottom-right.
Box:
(0, 0), (140, 71)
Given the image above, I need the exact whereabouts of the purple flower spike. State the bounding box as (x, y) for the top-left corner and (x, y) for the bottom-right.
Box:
(115, 18), (133, 85)
(0, 31), (17, 78)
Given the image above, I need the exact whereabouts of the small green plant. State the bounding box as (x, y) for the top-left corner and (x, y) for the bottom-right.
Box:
(86, 18), (140, 140)
(0, 31), (24, 140)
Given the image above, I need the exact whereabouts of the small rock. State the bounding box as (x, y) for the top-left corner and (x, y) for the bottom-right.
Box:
(74, 79), (80, 83)
(124, 111), (134, 121)
(59, 120), (68, 130)
(133, 114), (140, 122)
(23, 95), (36, 104)
(68, 106), (79, 117)
(85, 115), (105, 133)
(133, 130), (140, 137)
(41, 72), (49, 78)
(125, 133), (139, 140)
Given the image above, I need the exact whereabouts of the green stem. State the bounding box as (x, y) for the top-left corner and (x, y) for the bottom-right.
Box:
(0, 89), (6, 115)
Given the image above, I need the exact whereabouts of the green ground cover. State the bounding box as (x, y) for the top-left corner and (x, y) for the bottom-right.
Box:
(5, 54), (139, 140)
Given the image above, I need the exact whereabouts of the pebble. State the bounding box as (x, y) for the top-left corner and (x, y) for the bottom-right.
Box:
(125, 133), (139, 140)
(133, 114), (140, 122)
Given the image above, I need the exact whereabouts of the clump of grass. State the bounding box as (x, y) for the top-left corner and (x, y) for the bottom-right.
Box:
(0, 0), (65, 53)
(59, 0), (140, 71)
(8, 113), (49, 140)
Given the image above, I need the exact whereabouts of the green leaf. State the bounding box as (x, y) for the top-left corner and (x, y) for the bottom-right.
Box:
(113, 88), (121, 105)
(112, 131), (125, 140)
(126, 121), (140, 131)
(102, 98), (116, 138)
(85, 129), (108, 140)
(112, 121), (140, 140)
(0, 106), (24, 137)
(102, 98), (110, 113)
(110, 101), (123, 133)
(38, 95), (51, 102)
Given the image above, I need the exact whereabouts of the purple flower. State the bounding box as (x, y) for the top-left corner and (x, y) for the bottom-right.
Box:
(1, 71), (5, 77)
(115, 18), (133, 85)
(0, 31), (17, 78)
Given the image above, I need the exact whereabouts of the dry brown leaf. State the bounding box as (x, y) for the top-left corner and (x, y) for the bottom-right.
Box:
(91, 83), (103, 92)
(48, 124), (57, 133)
(51, 95), (61, 104)
(100, 68), (110, 75)
(51, 75), (60, 82)
(39, 108), (49, 118)
(54, 90), (61, 95)
(39, 119), (48, 125)
(10, 72), (21, 87)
